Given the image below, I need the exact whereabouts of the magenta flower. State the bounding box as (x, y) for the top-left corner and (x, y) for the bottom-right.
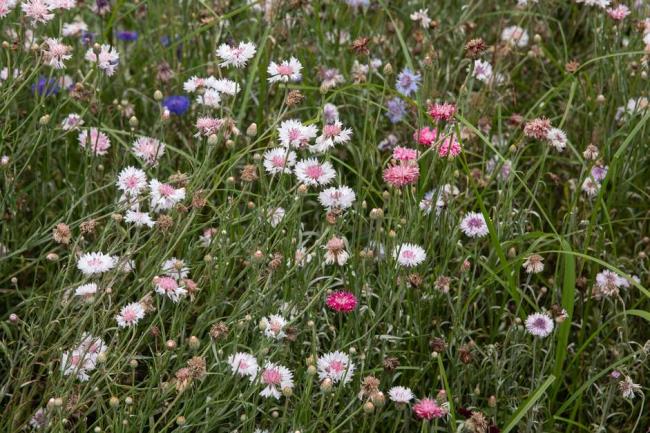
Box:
(383, 161), (419, 187)
(392, 146), (418, 161)
(428, 103), (456, 122)
(413, 127), (438, 147)
(326, 291), (358, 313)
(437, 136), (461, 158)
(413, 398), (448, 420)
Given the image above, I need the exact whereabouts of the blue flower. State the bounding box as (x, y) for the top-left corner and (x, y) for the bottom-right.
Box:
(32, 77), (59, 97)
(160, 35), (183, 60)
(162, 96), (190, 115)
(117, 31), (138, 42)
(395, 68), (421, 97)
(385, 97), (407, 123)
(81, 31), (96, 47)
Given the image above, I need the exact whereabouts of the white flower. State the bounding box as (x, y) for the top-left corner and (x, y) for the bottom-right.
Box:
(29, 408), (48, 429)
(42, 38), (72, 69)
(216, 41), (256, 68)
(261, 314), (287, 340)
(419, 190), (445, 215)
(77, 252), (117, 276)
(210, 78), (240, 95)
(317, 351), (355, 385)
(0, 0), (17, 18)
(61, 113), (84, 131)
(318, 186), (356, 210)
(61, 334), (107, 381)
(117, 166), (147, 196)
(393, 243), (426, 267)
(196, 89), (221, 107)
(575, 0), (610, 8)
(293, 247), (313, 267)
(410, 9), (431, 28)
(473, 59), (493, 83)
(615, 97), (648, 121)
(388, 386), (414, 404)
(311, 121), (352, 153)
(48, 0), (76, 9)
(324, 237), (349, 266)
(522, 255), (544, 274)
(501, 25), (529, 47)
(259, 362), (294, 399)
(227, 352), (259, 379)
(581, 177), (600, 197)
(618, 376), (642, 399)
(115, 302), (145, 328)
(199, 228), (217, 247)
(525, 312), (554, 337)
(74, 283), (98, 298)
(459, 212), (489, 238)
(278, 119), (318, 149)
(183, 76), (212, 93)
(263, 148), (296, 175)
(124, 210), (155, 228)
(62, 19), (88, 36)
(322, 103), (339, 124)
(294, 158), (336, 187)
(268, 57), (302, 83)
(85, 44), (120, 76)
(546, 127), (567, 152)
(162, 257), (189, 279)
(267, 207), (285, 227)
(593, 269), (628, 298)
(149, 179), (185, 211)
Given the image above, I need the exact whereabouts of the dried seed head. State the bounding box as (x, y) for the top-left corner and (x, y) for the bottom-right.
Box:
(53, 223), (71, 244)
(286, 90), (304, 107)
(465, 38), (488, 58)
(209, 321), (229, 340)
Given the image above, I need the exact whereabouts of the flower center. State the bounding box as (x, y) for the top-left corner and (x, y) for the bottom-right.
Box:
(277, 65), (293, 76)
(305, 165), (324, 179)
(262, 368), (282, 385)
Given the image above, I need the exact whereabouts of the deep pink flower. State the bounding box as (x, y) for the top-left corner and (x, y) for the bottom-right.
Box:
(392, 146), (418, 161)
(413, 398), (448, 420)
(326, 291), (358, 313)
(428, 103), (456, 122)
(413, 127), (438, 147)
(437, 136), (461, 158)
(383, 162), (420, 187)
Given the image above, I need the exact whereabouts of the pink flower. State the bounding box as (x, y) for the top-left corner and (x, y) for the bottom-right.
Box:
(392, 146), (418, 161)
(383, 162), (420, 187)
(195, 117), (224, 136)
(21, 0), (54, 25)
(413, 398), (448, 420)
(326, 291), (358, 313)
(413, 127), (438, 147)
(607, 5), (630, 21)
(78, 128), (111, 156)
(428, 103), (456, 122)
(437, 136), (461, 158)
(523, 118), (551, 140)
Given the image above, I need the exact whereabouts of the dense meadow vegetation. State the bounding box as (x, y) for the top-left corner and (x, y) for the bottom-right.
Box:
(1, 0), (649, 432)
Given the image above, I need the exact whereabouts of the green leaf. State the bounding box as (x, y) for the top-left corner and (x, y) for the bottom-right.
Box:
(551, 239), (576, 398)
(502, 375), (556, 433)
